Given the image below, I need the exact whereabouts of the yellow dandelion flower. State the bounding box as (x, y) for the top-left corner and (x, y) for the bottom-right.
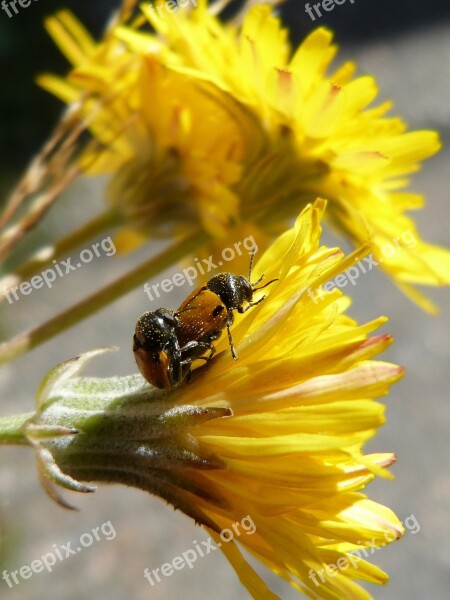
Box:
(37, 6), (260, 248)
(37, 2), (450, 311)
(139, 0), (450, 310)
(12, 200), (405, 599)
(163, 199), (405, 598)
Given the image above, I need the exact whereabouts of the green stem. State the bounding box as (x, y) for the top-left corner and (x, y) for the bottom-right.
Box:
(0, 412), (34, 445)
(0, 229), (209, 365)
(10, 209), (120, 283)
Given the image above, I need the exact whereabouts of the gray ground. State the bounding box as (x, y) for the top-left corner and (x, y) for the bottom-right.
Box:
(1, 18), (449, 600)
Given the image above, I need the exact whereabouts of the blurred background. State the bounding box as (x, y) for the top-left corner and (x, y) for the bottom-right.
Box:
(0, 0), (449, 599)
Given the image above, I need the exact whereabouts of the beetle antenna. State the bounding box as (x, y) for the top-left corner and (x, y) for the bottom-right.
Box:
(248, 248), (256, 280)
(252, 278), (278, 293)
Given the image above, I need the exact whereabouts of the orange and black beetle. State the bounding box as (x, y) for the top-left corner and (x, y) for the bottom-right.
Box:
(175, 251), (277, 359)
(134, 252), (277, 388)
(133, 308), (182, 390)
(133, 308), (212, 389)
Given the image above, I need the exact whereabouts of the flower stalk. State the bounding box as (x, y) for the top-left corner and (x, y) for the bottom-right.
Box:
(0, 412), (34, 446)
(4, 209), (121, 287)
(0, 229), (209, 366)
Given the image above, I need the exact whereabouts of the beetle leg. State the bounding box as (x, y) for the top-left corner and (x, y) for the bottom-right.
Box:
(206, 343), (216, 361)
(249, 294), (267, 308)
(180, 341), (217, 384)
(251, 273), (265, 286)
(226, 320), (238, 360)
(180, 340), (213, 362)
(166, 339), (183, 387)
(238, 294), (267, 314)
(168, 354), (183, 387)
(181, 342), (217, 362)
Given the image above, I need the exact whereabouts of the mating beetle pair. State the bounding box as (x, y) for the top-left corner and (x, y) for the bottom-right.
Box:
(133, 252), (276, 389)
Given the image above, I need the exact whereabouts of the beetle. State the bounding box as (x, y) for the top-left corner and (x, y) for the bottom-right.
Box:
(133, 308), (212, 389)
(134, 251), (277, 388)
(133, 308), (182, 390)
(175, 250), (277, 360)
